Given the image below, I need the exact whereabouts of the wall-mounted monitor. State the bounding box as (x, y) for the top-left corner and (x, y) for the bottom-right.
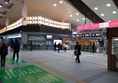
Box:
(46, 35), (52, 39)
(53, 39), (62, 45)
(95, 33), (101, 36)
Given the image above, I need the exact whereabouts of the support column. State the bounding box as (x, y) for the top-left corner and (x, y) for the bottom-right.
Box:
(21, 0), (27, 25)
(6, 17), (9, 30)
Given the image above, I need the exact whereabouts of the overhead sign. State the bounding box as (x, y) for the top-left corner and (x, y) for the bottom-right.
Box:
(77, 20), (118, 31)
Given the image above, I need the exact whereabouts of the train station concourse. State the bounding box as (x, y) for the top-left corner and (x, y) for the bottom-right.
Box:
(0, 0), (118, 83)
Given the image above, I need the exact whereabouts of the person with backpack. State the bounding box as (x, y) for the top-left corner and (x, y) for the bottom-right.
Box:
(0, 42), (8, 67)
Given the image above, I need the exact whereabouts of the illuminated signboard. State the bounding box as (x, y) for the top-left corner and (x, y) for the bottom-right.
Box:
(77, 20), (118, 31)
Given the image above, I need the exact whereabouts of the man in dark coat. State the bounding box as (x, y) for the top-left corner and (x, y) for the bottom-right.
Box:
(74, 42), (81, 63)
(13, 39), (20, 62)
(0, 42), (8, 67)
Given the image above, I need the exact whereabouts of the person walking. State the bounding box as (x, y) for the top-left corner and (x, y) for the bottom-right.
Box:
(54, 42), (57, 51)
(13, 39), (20, 62)
(74, 42), (81, 63)
(0, 42), (8, 67)
(57, 43), (61, 53)
(63, 43), (68, 52)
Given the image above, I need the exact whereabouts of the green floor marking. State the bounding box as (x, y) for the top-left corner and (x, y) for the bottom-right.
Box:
(0, 65), (64, 83)
(6, 56), (27, 64)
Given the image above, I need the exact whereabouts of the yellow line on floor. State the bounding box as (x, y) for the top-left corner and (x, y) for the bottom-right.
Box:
(22, 56), (87, 83)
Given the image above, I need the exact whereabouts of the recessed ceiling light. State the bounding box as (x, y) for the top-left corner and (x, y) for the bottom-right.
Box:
(59, 0), (63, 4)
(53, 4), (57, 7)
(106, 3), (111, 7)
(101, 14), (104, 16)
(0, 5), (2, 7)
(83, 18), (85, 20)
(5, 2), (8, 4)
(112, 11), (117, 14)
(70, 15), (73, 17)
(94, 7), (98, 10)
(76, 13), (79, 15)
(77, 19), (80, 21)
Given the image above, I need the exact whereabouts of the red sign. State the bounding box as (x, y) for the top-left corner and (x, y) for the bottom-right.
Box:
(109, 20), (118, 28)
(77, 23), (99, 31)
(77, 20), (118, 31)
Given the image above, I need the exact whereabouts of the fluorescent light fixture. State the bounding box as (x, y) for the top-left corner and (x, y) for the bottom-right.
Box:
(70, 15), (73, 17)
(101, 14), (104, 16)
(94, 7), (98, 10)
(106, 3), (111, 7)
(53, 4), (57, 7)
(113, 39), (118, 41)
(112, 11), (117, 14)
(59, 0), (63, 4)
(76, 13), (79, 15)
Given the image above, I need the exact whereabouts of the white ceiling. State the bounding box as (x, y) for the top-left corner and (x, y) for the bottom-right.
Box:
(0, 0), (118, 30)
(82, 0), (118, 22)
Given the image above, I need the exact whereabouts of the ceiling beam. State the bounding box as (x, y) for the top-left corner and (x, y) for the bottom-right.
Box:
(68, 0), (104, 23)
(113, 0), (118, 9)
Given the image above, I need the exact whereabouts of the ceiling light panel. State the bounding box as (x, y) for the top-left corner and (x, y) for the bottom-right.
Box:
(112, 11), (117, 14)
(0, 4), (2, 7)
(53, 4), (57, 7)
(106, 3), (111, 7)
(94, 7), (98, 10)
(76, 13), (79, 15)
(59, 0), (63, 4)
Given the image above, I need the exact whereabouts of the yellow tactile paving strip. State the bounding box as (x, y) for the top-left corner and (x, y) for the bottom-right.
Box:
(22, 56), (87, 83)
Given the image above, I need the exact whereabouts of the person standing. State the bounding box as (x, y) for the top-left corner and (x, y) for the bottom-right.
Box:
(13, 39), (20, 62)
(54, 42), (57, 51)
(74, 42), (81, 63)
(29, 41), (32, 51)
(92, 42), (96, 53)
(57, 43), (61, 53)
(0, 42), (8, 67)
(10, 39), (14, 51)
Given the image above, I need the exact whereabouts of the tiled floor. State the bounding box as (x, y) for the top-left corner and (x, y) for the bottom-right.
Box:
(0, 50), (118, 83)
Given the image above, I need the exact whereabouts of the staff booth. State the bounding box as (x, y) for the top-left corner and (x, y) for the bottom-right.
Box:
(107, 28), (118, 72)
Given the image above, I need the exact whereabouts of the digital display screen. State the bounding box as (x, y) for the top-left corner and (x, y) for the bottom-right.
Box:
(91, 33), (95, 36)
(95, 33), (101, 36)
(46, 35), (52, 39)
(85, 33), (90, 37)
(54, 40), (62, 45)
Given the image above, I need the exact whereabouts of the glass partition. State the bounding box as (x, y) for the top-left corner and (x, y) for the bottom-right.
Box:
(112, 38), (118, 67)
